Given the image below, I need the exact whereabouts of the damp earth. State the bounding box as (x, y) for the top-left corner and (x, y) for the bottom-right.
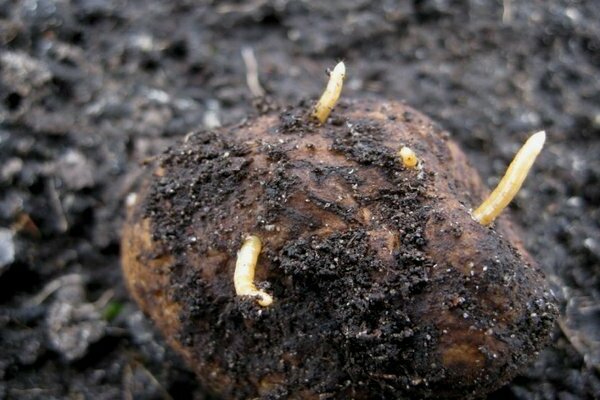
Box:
(1, 1), (600, 399)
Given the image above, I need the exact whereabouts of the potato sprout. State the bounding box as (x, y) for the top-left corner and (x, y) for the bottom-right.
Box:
(398, 146), (419, 168)
(234, 235), (273, 306)
(473, 131), (546, 225)
(313, 62), (346, 123)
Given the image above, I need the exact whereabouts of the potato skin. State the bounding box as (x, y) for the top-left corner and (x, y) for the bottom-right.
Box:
(121, 99), (557, 399)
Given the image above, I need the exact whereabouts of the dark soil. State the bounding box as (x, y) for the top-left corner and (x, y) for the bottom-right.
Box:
(1, 1), (599, 399)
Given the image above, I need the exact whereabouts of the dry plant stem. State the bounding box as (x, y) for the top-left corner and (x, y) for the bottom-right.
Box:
(234, 235), (273, 306)
(313, 62), (346, 123)
(399, 146), (419, 168)
(241, 47), (265, 97)
(473, 130), (546, 225)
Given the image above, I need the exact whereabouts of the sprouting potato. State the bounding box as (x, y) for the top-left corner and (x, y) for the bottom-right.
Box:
(121, 64), (557, 399)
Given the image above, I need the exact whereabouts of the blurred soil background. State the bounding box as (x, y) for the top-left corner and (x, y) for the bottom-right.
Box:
(1, 0), (599, 399)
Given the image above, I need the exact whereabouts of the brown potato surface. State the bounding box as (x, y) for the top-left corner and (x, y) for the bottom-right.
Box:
(121, 99), (557, 399)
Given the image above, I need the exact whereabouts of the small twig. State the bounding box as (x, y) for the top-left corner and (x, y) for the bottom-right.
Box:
(217, 0), (268, 14)
(203, 99), (221, 129)
(93, 289), (114, 309)
(27, 273), (83, 306)
(502, 0), (512, 24)
(48, 178), (68, 232)
(10, 388), (56, 396)
(241, 47), (265, 97)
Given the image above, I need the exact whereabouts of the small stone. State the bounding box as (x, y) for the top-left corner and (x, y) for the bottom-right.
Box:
(0, 51), (52, 95)
(1, 158), (23, 181)
(0, 228), (15, 272)
(57, 150), (95, 190)
(126, 310), (166, 362)
(18, 334), (44, 365)
(583, 238), (600, 259)
(46, 276), (106, 361)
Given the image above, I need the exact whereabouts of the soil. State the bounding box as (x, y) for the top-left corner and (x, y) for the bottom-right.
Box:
(1, 1), (599, 399)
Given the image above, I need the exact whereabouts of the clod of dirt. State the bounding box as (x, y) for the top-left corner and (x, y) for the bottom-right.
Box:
(46, 275), (107, 361)
(560, 294), (600, 372)
(121, 99), (558, 399)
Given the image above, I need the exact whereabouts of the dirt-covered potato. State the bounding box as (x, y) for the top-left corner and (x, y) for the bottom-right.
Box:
(121, 98), (557, 399)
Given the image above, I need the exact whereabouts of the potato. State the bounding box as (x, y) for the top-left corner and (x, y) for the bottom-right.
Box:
(121, 98), (557, 399)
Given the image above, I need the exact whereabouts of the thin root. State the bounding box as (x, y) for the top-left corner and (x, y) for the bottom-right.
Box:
(312, 62), (346, 123)
(234, 235), (273, 307)
(472, 130), (546, 225)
